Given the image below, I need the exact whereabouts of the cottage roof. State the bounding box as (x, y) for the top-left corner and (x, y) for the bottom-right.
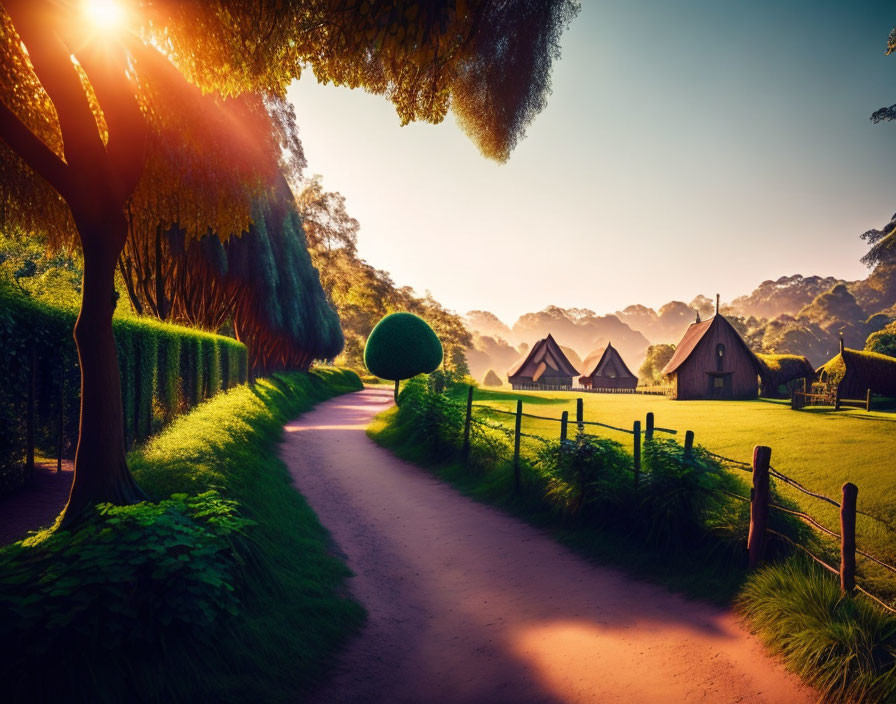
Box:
(661, 314), (759, 375)
(817, 348), (896, 395)
(508, 334), (579, 379)
(583, 342), (636, 379)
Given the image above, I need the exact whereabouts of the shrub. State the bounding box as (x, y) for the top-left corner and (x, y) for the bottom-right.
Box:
(395, 376), (465, 459)
(537, 434), (633, 518)
(0, 492), (252, 660)
(639, 439), (744, 551)
(739, 558), (896, 703)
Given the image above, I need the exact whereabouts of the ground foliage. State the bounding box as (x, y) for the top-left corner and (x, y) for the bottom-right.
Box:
(0, 367), (363, 703)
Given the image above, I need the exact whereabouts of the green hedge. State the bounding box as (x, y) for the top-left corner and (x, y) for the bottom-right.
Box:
(0, 287), (248, 493)
(0, 368), (364, 703)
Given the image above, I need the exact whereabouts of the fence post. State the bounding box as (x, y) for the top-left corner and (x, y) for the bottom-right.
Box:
(462, 386), (473, 463)
(560, 410), (568, 442)
(25, 347), (36, 480)
(513, 399), (523, 494)
(840, 482), (858, 594)
(866, 389), (872, 412)
(748, 445), (772, 570)
(683, 430), (694, 461)
(633, 420), (641, 492)
(576, 397), (583, 433)
(790, 389), (796, 410)
(645, 412), (654, 441)
(57, 357), (65, 473)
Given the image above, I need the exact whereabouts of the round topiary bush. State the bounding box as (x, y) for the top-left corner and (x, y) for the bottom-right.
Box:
(364, 313), (443, 403)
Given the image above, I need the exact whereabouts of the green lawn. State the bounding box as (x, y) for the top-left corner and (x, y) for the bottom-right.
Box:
(459, 387), (896, 564)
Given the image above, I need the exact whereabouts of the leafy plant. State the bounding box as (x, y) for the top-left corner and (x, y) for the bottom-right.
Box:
(537, 434), (633, 518)
(0, 491), (253, 657)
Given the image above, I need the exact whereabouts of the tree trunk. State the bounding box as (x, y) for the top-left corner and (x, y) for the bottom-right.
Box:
(60, 212), (146, 526)
(394, 378), (399, 405)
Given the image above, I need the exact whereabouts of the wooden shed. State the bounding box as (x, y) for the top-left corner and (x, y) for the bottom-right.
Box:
(579, 342), (638, 390)
(507, 334), (579, 389)
(817, 342), (896, 399)
(661, 303), (760, 400)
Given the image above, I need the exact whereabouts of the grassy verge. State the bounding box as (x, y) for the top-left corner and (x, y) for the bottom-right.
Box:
(369, 377), (896, 702)
(0, 368), (364, 704)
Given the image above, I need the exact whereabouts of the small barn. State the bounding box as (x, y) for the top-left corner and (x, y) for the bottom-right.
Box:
(507, 334), (579, 389)
(662, 299), (760, 400)
(579, 342), (638, 390)
(817, 342), (896, 399)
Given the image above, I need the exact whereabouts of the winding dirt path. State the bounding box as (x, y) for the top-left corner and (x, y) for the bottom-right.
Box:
(282, 388), (814, 704)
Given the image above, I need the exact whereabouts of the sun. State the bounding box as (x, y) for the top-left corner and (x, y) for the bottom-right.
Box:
(83, 0), (126, 31)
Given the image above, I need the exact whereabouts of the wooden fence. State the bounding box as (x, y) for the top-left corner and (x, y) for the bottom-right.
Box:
(792, 387), (874, 411)
(509, 383), (672, 396)
(458, 385), (896, 610)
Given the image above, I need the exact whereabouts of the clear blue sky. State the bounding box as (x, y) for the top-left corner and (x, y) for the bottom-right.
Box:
(287, 0), (896, 324)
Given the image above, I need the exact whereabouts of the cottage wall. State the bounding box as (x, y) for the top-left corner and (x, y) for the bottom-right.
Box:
(674, 323), (758, 400)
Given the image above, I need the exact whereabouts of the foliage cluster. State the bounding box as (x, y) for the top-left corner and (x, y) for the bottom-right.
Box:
(0, 368), (364, 703)
(867, 319), (896, 357)
(638, 343), (676, 383)
(0, 286), (247, 493)
(0, 492), (252, 661)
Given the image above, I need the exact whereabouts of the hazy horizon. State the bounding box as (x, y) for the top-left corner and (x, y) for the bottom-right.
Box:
(288, 0), (896, 325)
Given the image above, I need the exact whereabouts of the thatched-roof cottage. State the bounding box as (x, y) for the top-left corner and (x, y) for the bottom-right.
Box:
(662, 297), (760, 400)
(579, 342), (638, 390)
(507, 334), (579, 389)
(756, 353), (816, 398)
(817, 341), (896, 398)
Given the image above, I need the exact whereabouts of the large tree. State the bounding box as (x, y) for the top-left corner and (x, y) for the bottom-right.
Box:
(0, 0), (579, 524)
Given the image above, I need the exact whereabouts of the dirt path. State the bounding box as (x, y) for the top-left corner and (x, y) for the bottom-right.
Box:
(0, 461), (73, 545)
(282, 388), (814, 704)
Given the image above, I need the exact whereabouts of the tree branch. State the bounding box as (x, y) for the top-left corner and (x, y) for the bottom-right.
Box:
(0, 99), (71, 198)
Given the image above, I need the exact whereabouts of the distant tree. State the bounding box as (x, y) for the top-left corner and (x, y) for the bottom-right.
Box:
(0, 0), (578, 523)
(860, 213), (896, 269)
(297, 178), (472, 373)
(871, 29), (896, 123)
(365, 313), (443, 404)
(866, 321), (896, 357)
(638, 344), (676, 384)
(483, 369), (504, 387)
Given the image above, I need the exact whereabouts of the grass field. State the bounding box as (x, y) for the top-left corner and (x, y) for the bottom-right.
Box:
(457, 387), (896, 565)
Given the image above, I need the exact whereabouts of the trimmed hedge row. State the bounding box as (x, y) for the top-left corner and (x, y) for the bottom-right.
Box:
(0, 287), (248, 493)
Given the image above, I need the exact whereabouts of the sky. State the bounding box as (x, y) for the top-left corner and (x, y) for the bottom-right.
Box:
(286, 0), (896, 326)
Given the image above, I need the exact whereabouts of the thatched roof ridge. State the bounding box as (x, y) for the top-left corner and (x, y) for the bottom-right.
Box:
(507, 333), (579, 379)
(662, 314), (759, 375)
(756, 353), (815, 388)
(817, 348), (896, 395)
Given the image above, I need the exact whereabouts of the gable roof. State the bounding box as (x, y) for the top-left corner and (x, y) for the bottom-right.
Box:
(661, 314), (760, 375)
(508, 334), (579, 379)
(583, 342), (636, 379)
